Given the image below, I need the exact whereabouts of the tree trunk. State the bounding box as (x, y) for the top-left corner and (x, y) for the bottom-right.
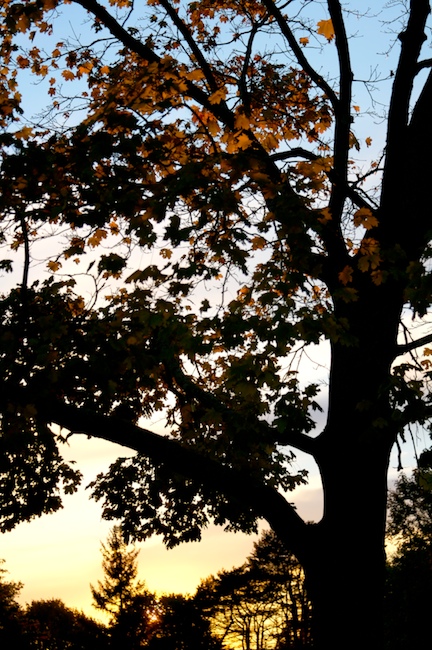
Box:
(304, 451), (390, 650)
(295, 288), (401, 649)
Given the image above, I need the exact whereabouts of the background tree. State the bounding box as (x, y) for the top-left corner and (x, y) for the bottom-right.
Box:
(147, 593), (222, 650)
(23, 598), (108, 650)
(385, 458), (432, 649)
(0, 559), (26, 648)
(91, 526), (157, 649)
(1, 1), (432, 647)
(197, 531), (312, 650)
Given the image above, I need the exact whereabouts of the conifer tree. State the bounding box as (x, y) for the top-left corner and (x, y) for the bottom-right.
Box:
(91, 526), (156, 649)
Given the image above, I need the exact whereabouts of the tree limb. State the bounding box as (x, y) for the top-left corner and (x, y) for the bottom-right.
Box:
(73, 0), (235, 128)
(43, 401), (313, 558)
(260, 0), (339, 110)
(381, 0), (430, 210)
(395, 331), (432, 355)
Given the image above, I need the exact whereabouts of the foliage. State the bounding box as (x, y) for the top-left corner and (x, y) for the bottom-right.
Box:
(197, 530), (312, 649)
(148, 593), (222, 650)
(91, 525), (157, 648)
(385, 466), (432, 649)
(387, 465), (432, 552)
(0, 559), (25, 646)
(23, 598), (108, 650)
(1, 1), (432, 647)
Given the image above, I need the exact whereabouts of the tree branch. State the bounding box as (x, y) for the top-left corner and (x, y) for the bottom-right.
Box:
(157, 0), (219, 93)
(260, 0), (340, 110)
(395, 331), (432, 356)
(161, 354), (319, 458)
(327, 0), (352, 188)
(44, 401), (313, 558)
(381, 0), (430, 210)
(73, 0), (235, 128)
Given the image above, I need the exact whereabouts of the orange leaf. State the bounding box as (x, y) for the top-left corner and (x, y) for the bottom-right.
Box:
(317, 19), (335, 41)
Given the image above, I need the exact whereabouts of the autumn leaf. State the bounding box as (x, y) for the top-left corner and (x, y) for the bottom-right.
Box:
(353, 207), (378, 230)
(317, 19), (335, 41)
(47, 260), (62, 272)
(251, 236), (267, 250)
(209, 87), (227, 105)
(15, 126), (33, 140)
(88, 229), (108, 247)
(317, 208), (332, 224)
(299, 36), (309, 47)
(62, 69), (75, 81)
(339, 265), (353, 285)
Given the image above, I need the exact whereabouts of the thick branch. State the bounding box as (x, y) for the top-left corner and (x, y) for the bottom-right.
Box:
(395, 331), (432, 355)
(157, 0), (219, 93)
(44, 401), (312, 558)
(381, 0), (430, 207)
(327, 0), (352, 188)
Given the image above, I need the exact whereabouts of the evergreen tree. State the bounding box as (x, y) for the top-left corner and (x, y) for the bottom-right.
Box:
(91, 526), (156, 649)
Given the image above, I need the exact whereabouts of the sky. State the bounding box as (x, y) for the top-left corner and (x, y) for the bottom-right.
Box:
(1, 0), (432, 623)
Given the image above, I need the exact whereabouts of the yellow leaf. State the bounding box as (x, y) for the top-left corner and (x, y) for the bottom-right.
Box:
(353, 207), (378, 230)
(88, 228), (107, 247)
(62, 69), (75, 81)
(16, 14), (30, 33)
(261, 132), (279, 152)
(47, 260), (62, 272)
(317, 19), (335, 41)
(236, 133), (252, 150)
(234, 112), (250, 130)
(209, 87), (227, 105)
(159, 248), (173, 259)
(15, 126), (33, 140)
(371, 270), (384, 285)
(78, 61), (93, 75)
(299, 36), (309, 47)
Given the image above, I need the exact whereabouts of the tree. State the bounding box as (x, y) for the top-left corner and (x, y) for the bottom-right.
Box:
(385, 464), (432, 649)
(147, 593), (222, 650)
(23, 599), (108, 650)
(91, 526), (156, 648)
(197, 531), (312, 649)
(0, 560), (26, 647)
(1, 1), (432, 647)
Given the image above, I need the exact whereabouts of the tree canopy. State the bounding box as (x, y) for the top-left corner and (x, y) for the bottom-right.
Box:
(1, 1), (432, 647)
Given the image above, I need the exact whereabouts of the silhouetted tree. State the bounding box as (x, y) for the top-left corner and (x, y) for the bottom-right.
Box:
(147, 593), (222, 650)
(24, 598), (108, 650)
(91, 526), (157, 649)
(0, 559), (26, 647)
(197, 531), (312, 649)
(385, 465), (432, 649)
(3, 2), (432, 647)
